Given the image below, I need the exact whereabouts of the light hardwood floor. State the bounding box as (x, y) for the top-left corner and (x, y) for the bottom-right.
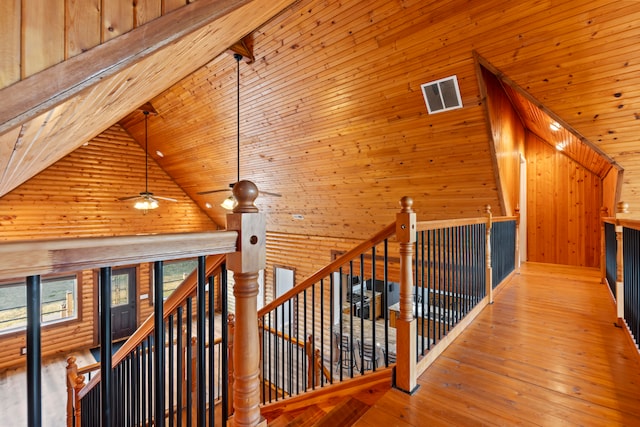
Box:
(354, 262), (640, 426)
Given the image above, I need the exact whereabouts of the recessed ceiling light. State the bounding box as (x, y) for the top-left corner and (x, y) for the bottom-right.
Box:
(205, 202), (212, 209)
(549, 121), (561, 131)
(156, 150), (164, 157)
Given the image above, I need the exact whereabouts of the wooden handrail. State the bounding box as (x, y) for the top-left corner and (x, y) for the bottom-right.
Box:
(259, 222), (396, 316)
(78, 254), (227, 399)
(0, 230), (237, 281)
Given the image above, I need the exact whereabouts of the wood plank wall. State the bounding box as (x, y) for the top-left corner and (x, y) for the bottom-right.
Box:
(0, 0), (191, 88)
(0, 125), (216, 369)
(264, 232), (367, 305)
(481, 65), (525, 216)
(526, 132), (601, 267)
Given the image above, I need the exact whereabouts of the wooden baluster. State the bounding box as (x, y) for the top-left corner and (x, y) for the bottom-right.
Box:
(395, 196), (417, 393)
(485, 205), (493, 304)
(305, 335), (314, 387)
(73, 375), (85, 427)
(314, 349), (322, 386)
(615, 202), (628, 325)
(600, 207), (609, 285)
(226, 181), (267, 427)
(65, 357), (77, 427)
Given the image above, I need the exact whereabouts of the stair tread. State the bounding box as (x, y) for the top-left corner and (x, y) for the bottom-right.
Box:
(312, 397), (369, 427)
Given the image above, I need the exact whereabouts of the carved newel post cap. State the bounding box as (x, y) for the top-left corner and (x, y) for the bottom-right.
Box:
(399, 196), (414, 213)
(232, 180), (259, 213)
(485, 204), (492, 214)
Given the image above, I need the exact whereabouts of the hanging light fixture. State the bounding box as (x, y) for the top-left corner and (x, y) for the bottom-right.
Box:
(135, 111), (159, 212)
(118, 110), (177, 213)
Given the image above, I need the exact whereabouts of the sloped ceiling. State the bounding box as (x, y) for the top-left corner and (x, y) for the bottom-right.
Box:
(1, 0), (640, 239)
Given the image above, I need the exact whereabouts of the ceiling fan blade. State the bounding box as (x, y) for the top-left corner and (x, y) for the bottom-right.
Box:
(197, 188), (231, 195)
(118, 195), (140, 201)
(154, 195), (178, 202)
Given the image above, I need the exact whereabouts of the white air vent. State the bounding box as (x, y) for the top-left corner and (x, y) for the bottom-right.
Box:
(420, 75), (462, 114)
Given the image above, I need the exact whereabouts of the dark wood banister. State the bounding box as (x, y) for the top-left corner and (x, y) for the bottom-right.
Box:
(78, 253), (227, 398)
(258, 222), (397, 317)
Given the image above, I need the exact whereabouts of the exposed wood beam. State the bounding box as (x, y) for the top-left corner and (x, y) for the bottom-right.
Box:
(0, 0), (296, 197)
(0, 0), (251, 135)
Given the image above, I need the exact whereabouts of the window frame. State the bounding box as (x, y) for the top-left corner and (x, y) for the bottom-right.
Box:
(0, 272), (82, 336)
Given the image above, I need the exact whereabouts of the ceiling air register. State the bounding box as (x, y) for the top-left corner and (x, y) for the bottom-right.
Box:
(420, 75), (463, 114)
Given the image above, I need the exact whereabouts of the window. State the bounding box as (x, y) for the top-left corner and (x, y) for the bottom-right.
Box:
(0, 275), (79, 334)
(162, 259), (198, 299)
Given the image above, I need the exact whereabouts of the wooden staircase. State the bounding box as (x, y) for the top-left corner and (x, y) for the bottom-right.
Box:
(262, 368), (392, 427)
(269, 397), (370, 427)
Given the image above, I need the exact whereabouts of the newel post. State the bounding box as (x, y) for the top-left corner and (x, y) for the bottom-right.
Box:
(485, 205), (493, 304)
(615, 202), (629, 325)
(600, 207), (609, 285)
(395, 196), (418, 394)
(226, 181), (267, 427)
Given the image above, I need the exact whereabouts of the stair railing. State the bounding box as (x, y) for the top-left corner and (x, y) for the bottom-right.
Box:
(602, 202), (640, 352)
(258, 221), (398, 403)
(257, 199), (521, 402)
(70, 254), (231, 426)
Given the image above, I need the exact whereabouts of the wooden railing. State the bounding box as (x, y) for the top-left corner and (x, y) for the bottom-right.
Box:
(2, 186), (522, 427)
(602, 202), (640, 352)
(257, 199), (519, 401)
(67, 254), (230, 426)
(1, 180), (268, 427)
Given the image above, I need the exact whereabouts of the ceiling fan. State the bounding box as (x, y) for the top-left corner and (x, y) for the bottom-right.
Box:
(119, 110), (177, 211)
(197, 53), (281, 206)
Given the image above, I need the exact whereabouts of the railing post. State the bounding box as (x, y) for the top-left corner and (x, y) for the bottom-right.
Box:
(395, 196), (418, 394)
(73, 376), (84, 427)
(226, 181), (267, 427)
(485, 205), (493, 304)
(600, 207), (609, 285)
(615, 202), (628, 325)
(66, 357), (77, 427)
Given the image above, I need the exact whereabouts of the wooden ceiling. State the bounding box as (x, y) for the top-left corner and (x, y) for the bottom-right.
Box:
(1, 0), (639, 239)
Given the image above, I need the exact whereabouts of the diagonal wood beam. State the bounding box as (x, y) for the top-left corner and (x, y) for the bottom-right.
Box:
(0, 0), (284, 136)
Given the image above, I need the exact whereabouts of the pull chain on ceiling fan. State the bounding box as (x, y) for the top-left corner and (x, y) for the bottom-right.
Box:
(118, 110), (177, 212)
(198, 53), (281, 208)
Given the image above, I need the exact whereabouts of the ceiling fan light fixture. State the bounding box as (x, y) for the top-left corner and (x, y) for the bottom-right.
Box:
(220, 195), (237, 210)
(134, 198), (159, 212)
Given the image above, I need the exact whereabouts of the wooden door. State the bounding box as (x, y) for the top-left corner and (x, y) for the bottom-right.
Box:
(110, 267), (137, 340)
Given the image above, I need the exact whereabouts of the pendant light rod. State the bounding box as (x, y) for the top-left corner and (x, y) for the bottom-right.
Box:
(235, 53), (242, 184)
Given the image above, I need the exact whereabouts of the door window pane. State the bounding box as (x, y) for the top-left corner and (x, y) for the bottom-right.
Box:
(111, 272), (130, 307)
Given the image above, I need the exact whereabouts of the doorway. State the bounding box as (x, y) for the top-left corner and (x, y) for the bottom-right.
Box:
(109, 267), (137, 341)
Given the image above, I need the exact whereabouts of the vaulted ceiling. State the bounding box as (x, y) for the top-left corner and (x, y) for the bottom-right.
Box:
(1, 0), (638, 239)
